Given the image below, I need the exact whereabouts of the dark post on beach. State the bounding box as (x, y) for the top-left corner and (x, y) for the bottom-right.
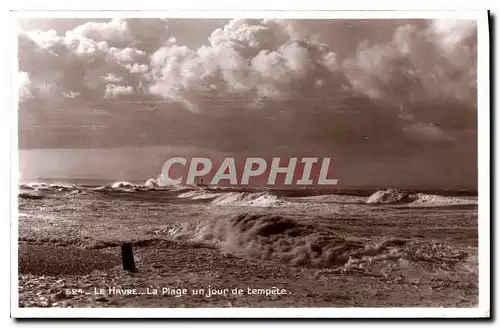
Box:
(121, 243), (137, 273)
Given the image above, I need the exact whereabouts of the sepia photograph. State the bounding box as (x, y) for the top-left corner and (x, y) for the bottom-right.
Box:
(11, 10), (490, 318)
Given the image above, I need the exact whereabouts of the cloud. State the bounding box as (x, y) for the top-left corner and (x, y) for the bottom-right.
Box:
(18, 18), (477, 145)
(346, 22), (475, 99)
(62, 91), (81, 99)
(431, 19), (477, 52)
(405, 122), (455, 141)
(18, 71), (33, 102)
(149, 19), (348, 112)
(17, 16), (478, 188)
(65, 18), (170, 51)
(18, 70), (60, 102)
(19, 18), (476, 117)
(345, 21), (476, 103)
(17, 19), (170, 104)
(127, 63), (149, 73)
(18, 27), (150, 102)
(104, 84), (134, 98)
(102, 73), (125, 83)
(65, 19), (131, 45)
(341, 20), (477, 139)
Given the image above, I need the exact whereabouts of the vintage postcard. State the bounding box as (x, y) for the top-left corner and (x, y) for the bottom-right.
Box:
(11, 10), (490, 318)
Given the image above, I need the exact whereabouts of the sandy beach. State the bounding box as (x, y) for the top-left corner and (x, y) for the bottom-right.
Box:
(18, 185), (478, 308)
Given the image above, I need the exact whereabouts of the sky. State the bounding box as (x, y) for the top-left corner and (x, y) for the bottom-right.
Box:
(17, 17), (478, 188)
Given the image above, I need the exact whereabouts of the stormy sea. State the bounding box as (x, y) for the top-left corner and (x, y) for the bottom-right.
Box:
(18, 180), (478, 308)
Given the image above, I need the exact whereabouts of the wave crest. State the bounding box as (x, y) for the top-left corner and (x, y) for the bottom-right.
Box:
(366, 189), (412, 204)
(366, 189), (477, 206)
(158, 213), (475, 278)
(177, 190), (285, 207)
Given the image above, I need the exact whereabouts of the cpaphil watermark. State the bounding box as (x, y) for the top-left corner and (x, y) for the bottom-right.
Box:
(161, 157), (338, 186)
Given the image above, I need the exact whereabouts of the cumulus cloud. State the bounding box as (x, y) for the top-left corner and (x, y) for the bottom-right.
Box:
(18, 71), (33, 102)
(102, 73), (125, 83)
(340, 19), (477, 138)
(343, 20), (476, 109)
(18, 70), (60, 102)
(18, 19), (167, 103)
(104, 84), (134, 98)
(149, 19), (348, 112)
(431, 19), (477, 52)
(18, 18), (477, 144)
(127, 63), (149, 73)
(65, 19), (130, 45)
(147, 17), (476, 126)
(65, 18), (170, 51)
(18, 30), (147, 101)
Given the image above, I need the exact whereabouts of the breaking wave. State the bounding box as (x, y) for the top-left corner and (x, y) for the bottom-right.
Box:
(177, 190), (286, 207)
(175, 188), (475, 208)
(18, 183), (477, 209)
(93, 185), (112, 191)
(211, 192), (284, 207)
(366, 189), (412, 204)
(19, 191), (46, 199)
(93, 180), (166, 192)
(177, 190), (222, 200)
(111, 181), (135, 189)
(410, 193), (477, 206)
(19, 182), (83, 198)
(158, 213), (475, 277)
(144, 178), (159, 188)
(20, 182), (78, 191)
(366, 189), (477, 206)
